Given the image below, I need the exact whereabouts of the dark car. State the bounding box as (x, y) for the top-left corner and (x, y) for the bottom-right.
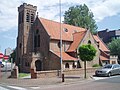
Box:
(95, 64), (120, 77)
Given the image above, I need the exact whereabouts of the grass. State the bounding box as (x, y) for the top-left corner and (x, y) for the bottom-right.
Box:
(92, 64), (101, 67)
(19, 73), (30, 78)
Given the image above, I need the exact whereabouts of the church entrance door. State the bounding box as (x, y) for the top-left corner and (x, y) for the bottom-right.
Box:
(35, 60), (42, 71)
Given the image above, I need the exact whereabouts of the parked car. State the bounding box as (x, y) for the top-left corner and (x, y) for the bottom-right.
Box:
(95, 64), (120, 77)
(1, 62), (15, 71)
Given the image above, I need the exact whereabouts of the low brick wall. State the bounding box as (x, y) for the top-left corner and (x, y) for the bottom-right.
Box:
(33, 68), (99, 78)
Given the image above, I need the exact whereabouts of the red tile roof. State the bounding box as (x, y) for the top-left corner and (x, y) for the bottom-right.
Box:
(53, 51), (78, 61)
(100, 50), (109, 61)
(100, 55), (109, 61)
(93, 35), (110, 52)
(67, 31), (87, 52)
(39, 17), (86, 41)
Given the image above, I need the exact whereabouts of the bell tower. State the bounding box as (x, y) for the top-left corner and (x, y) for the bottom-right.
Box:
(17, 3), (37, 72)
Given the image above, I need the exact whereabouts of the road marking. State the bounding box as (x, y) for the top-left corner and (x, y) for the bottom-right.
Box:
(7, 85), (27, 90)
(0, 86), (9, 90)
(30, 86), (41, 89)
(92, 77), (108, 80)
(92, 75), (120, 80)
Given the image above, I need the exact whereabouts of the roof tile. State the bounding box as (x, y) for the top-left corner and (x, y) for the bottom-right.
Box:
(39, 17), (86, 41)
(67, 31), (86, 52)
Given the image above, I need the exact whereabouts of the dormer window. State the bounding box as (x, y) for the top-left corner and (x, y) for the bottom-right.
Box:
(64, 28), (68, 32)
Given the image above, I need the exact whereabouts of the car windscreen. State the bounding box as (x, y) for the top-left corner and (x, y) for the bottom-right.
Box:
(103, 64), (112, 69)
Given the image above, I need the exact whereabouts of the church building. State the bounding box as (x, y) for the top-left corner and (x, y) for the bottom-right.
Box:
(16, 3), (110, 73)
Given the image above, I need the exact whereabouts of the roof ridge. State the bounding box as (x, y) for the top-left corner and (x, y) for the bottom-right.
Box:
(39, 17), (86, 30)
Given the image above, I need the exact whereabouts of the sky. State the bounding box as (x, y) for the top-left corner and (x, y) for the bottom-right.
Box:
(0, 0), (120, 53)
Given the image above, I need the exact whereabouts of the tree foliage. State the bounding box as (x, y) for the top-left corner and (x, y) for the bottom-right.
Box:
(78, 44), (96, 61)
(108, 39), (120, 59)
(10, 50), (16, 63)
(78, 44), (96, 78)
(64, 4), (97, 34)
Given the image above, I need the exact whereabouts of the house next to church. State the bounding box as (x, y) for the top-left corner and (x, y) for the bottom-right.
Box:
(16, 3), (110, 73)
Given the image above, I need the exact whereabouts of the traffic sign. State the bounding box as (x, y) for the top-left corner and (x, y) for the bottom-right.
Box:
(4, 55), (9, 61)
(0, 53), (3, 59)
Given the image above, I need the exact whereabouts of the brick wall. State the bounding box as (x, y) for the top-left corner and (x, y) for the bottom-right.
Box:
(33, 68), (99, 78)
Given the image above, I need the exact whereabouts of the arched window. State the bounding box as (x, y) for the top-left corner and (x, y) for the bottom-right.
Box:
(35, 60), (42, 71)
(65, 63), (69, 68)
(31, 13), (34, 23)
(88, 40), (91, 44)
(26, 12), (30, 22)
(34, 29), (40, 48)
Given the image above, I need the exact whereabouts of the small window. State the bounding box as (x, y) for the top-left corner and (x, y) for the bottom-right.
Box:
(64, 28), (68, 32)
(88, 40), (91, 44)
(65, 63), (69, 68)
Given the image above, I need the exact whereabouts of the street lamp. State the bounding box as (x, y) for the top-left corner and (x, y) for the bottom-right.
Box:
(59, 0), (64, 82)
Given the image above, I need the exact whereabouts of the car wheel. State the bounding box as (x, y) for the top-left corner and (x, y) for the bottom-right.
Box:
(108, 72), (111, 77)
(1, 64), (4, 68)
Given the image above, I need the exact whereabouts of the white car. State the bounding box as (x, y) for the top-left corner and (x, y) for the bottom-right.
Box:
(1, 62), (14, 71)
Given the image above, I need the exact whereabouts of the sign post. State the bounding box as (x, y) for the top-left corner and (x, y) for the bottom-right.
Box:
(4, 55), (9, 77)
(0, 53), (3, 78)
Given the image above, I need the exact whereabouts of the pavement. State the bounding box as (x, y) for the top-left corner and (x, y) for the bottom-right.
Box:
(0, 71), (94, 88)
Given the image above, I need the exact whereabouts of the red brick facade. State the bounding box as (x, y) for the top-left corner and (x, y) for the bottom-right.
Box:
(16, 3), (109, 73)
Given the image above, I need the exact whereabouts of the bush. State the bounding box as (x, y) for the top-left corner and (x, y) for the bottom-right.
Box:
(92, 64), (101, 67)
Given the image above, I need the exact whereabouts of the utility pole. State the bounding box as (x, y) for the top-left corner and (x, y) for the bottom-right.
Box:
(59, 0), (64, 82)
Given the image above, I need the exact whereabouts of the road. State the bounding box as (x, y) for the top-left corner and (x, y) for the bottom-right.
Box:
(39, 75), (120, 90)
(0, 75), (120, 90)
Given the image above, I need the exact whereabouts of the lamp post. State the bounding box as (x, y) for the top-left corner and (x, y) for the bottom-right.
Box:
(59, 0), (64, 82)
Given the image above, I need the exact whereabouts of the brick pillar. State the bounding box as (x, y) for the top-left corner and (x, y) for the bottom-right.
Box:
(30, 69), (37, 79)
(11, 66), (19, 78)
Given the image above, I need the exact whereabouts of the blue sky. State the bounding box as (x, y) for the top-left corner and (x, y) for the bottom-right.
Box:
(0, 0), (120, 53)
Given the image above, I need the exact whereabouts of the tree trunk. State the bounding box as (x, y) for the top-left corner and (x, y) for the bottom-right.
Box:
(84, 60), (87, 78)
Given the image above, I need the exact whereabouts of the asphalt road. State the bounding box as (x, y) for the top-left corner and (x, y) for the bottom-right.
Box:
(0, 75), (120, 90)
(39, 75), (120, 90)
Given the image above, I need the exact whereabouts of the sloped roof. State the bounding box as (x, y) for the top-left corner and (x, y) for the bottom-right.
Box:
(93, 35), (110, 52)
(39, 17), (86, 41)
(100, 50), (109, 61)
(67, 31), (87, 52)
(53, 51), (78, 61)
(100, 55), (109, 61)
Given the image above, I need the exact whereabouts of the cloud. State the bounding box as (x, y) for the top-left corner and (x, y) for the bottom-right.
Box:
(0, 0), (120, 32)
(90, 0), (120, 22)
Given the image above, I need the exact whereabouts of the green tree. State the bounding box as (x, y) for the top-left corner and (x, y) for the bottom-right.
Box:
(78, 44), (96, 78)
(108, 39), (120, 63)
(64, 4), (97, 34)
(10, 50), (16, 63)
